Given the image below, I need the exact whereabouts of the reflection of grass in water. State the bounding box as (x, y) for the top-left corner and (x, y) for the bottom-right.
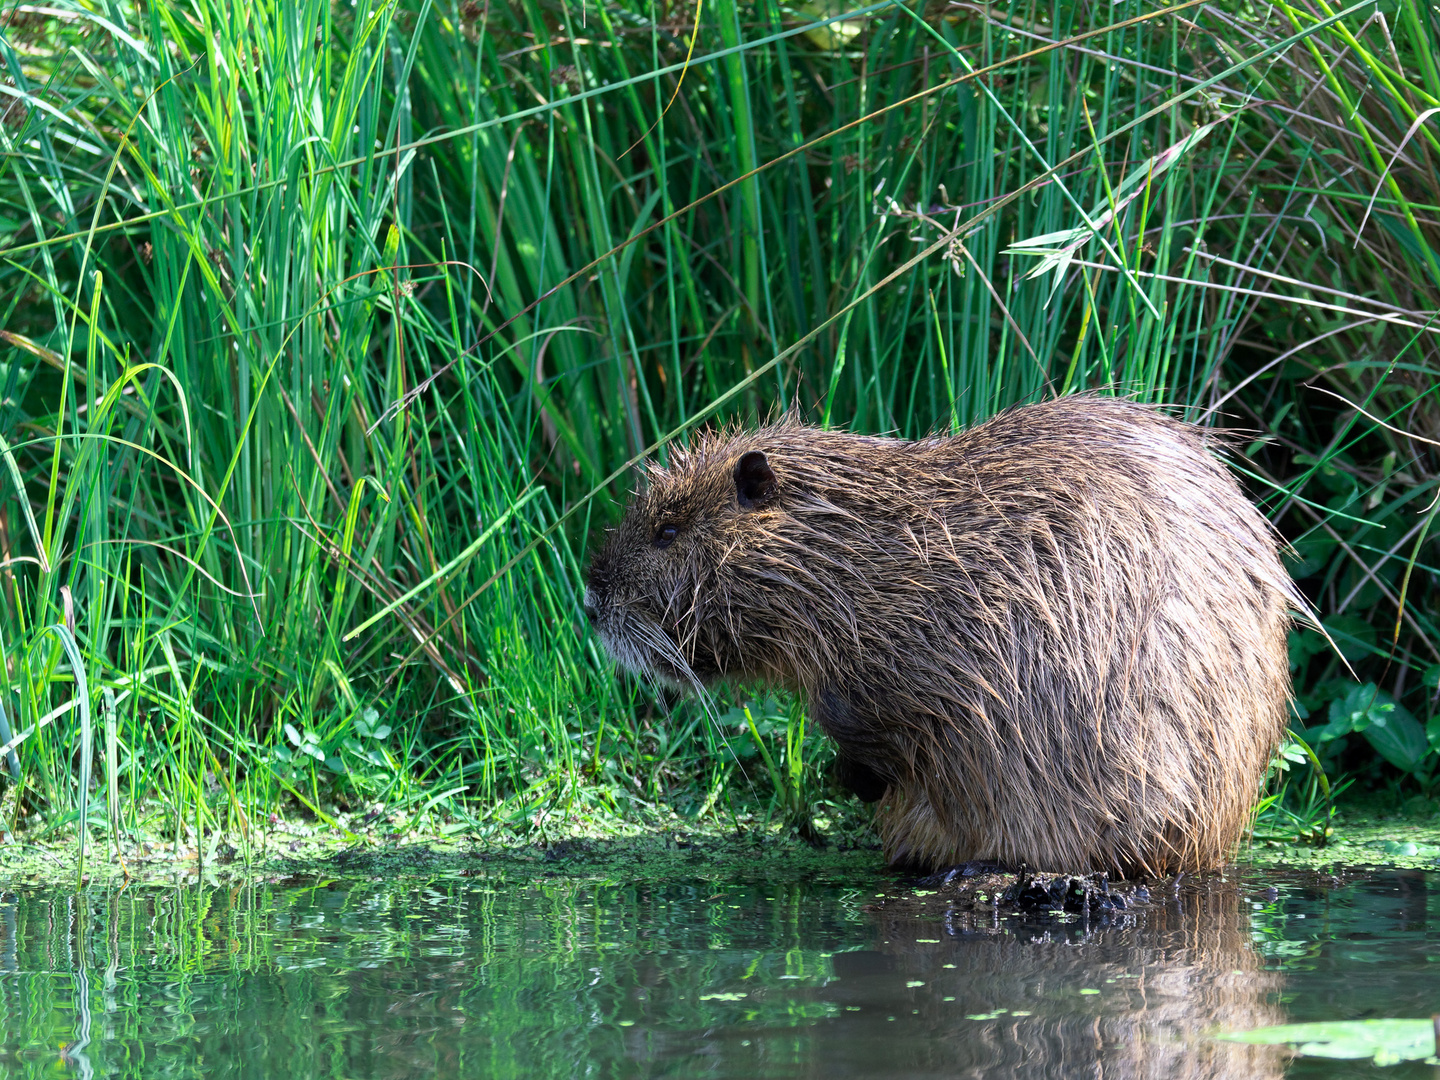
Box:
(0, 0), (1436, 856)
(0, 876), (854, 1077)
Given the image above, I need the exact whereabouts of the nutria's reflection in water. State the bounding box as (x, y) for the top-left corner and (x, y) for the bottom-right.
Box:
(806, 877), (1285, 1080)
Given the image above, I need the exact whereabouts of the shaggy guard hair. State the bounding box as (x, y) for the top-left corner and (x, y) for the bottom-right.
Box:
(583, 396), (1301, 877)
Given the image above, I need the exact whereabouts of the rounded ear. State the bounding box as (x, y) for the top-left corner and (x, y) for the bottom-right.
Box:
(734, 450), (778, 509)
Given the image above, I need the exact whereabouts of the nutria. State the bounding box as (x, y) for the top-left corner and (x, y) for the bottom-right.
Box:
(583, 396), (1302, 876)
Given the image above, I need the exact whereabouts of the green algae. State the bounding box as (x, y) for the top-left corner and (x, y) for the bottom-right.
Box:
(0, 812), (885, 890)
(2, 798), (1436, 890)
(1239, 811), (1440, 872)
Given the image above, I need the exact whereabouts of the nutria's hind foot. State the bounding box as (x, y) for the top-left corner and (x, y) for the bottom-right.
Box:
(1000, 871), (1130, 915)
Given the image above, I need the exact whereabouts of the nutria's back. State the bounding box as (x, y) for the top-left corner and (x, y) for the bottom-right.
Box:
(583, 396), (1301, 876)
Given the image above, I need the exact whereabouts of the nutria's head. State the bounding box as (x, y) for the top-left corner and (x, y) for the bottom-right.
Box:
(583, 433), (784, 689)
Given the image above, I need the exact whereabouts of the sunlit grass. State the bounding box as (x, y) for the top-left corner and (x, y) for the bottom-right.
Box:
(0, 0), (1435, 858)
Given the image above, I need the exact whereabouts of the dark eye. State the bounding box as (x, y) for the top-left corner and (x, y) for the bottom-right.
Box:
(653, 524), (679, 549)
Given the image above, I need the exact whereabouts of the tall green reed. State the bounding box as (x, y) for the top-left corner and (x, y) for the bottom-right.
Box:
(0, 0), (625, 848)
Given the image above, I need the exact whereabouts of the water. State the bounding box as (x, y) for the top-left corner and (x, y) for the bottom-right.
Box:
(0, 861), (1436, 1078)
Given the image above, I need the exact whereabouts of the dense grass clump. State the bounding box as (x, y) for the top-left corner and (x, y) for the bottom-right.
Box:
(0, 0), (1435, 855)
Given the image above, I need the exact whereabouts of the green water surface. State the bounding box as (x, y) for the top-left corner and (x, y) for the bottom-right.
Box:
(0, 862), (1436, 1078)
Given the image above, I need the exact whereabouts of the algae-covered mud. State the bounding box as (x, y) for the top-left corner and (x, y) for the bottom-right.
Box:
(0, 820), (1438, 1079)
(1, 804), (1437, 887)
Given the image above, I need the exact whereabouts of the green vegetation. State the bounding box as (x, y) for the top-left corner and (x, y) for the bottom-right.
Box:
(0, 0), (1437, 860)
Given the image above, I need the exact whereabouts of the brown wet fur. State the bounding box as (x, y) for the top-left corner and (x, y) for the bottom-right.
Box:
(583, 396), (1302, 877)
